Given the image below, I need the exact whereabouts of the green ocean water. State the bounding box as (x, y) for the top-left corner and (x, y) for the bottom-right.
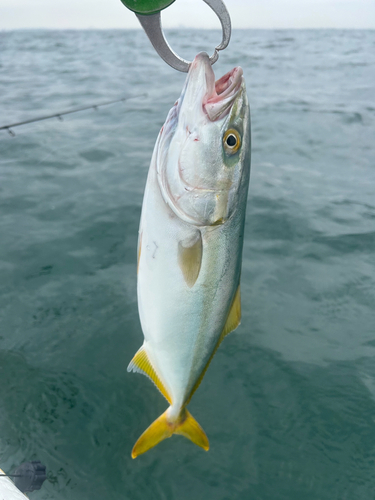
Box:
(0, 29), (375, 499)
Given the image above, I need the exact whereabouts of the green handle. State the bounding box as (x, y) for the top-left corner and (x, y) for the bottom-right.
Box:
(120, 0), (176, 15)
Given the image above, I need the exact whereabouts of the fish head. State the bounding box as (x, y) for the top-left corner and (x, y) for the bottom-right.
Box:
(156, 52), (250, 227)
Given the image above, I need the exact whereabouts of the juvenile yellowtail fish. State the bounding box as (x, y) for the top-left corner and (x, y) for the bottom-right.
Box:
(128, 52), (251, 458)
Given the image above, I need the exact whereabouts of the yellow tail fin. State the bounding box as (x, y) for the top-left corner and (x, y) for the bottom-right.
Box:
(132, 408), (209, 458)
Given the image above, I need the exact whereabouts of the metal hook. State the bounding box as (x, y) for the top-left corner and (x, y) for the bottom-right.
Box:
(136, 0), (231, 73)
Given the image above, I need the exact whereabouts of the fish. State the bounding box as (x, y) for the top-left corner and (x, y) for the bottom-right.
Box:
(128, 52), (251, 458)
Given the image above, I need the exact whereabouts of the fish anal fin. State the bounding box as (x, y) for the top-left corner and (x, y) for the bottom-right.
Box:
(127, 346), (171, 404)
(132, 407), (209, 458)
(178, 231), (202, 288)
(186, 284), (241, 404)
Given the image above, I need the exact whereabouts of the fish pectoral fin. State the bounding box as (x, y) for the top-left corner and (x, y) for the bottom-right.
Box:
(127, 346), (171, 404)
(178, 231), (203, 288)
(222, 284), (241, 338)
(132, 408), (209, 458)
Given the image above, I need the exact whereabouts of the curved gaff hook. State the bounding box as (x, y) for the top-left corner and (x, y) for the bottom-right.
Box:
(136, 0), (231, 73)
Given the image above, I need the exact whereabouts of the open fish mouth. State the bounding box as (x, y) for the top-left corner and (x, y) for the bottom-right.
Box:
(214, 66), (243, 99)
(204, 65), (244, 121)
(181, 52), (244, 122)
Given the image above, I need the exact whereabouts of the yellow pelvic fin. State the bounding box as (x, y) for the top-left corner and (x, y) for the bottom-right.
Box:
(186, 284), (241, 404)
(127, 346), (171, 404)
(132, 408), (209, 458)
(178, 231), (203, 288)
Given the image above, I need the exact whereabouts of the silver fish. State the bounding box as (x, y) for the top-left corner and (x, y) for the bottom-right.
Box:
(128, 52), (251, 458)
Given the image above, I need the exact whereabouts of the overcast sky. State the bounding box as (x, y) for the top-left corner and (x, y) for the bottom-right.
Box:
(1, 0), (374, 29)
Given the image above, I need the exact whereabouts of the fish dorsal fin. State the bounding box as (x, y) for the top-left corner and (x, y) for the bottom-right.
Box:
(186, 284), (241, 404)
(178, 231), (202, 288)
(221, 285), (241, 338)
(127, 346), (171, 404)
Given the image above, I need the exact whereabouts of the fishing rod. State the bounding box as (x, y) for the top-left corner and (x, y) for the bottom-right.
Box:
(0, 460), (46, 493)
(0, 93), (147, 137)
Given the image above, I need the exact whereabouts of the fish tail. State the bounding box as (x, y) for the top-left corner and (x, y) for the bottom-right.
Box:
(131, 407), (209, 458)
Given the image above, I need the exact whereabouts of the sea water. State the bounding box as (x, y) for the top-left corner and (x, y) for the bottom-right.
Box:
(0, 29), (374, 500)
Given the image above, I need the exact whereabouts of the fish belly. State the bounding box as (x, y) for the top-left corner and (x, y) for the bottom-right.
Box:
(137, 152), (244, 410)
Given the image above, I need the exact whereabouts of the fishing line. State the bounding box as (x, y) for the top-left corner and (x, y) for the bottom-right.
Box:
(0, 92), (150, 175)
(29, 102), (141, 170)
(0, 474), (28, 477)
(0, 93), (147, 136)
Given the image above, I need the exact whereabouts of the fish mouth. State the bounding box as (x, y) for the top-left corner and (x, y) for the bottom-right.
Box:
(182, 52), (244, 122)
(204, 65), (243, 121)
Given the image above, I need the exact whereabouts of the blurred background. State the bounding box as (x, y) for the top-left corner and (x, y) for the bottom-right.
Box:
(1, 0), (375, 29)
(0, 2), (374, 499)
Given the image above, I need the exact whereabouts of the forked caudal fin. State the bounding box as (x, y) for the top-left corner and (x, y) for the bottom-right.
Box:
(132, 407), (209, 458)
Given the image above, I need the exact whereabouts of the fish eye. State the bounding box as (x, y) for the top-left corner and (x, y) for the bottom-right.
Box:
(223, 129), (241, 154)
